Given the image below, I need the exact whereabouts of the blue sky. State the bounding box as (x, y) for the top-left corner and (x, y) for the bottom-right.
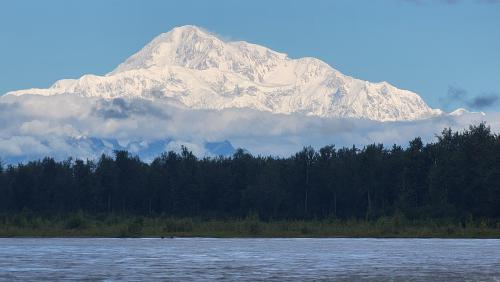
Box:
(0, 0), (499, 111)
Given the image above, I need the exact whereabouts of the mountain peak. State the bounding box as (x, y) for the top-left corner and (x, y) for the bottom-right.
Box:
(109, 25), (226, 75)
(169, 25), (213, 37)
(109, 25), (289, 83)
(449, 108), (486, 117)
(5, 25), (443, 122)
(158, 25), (220, 47)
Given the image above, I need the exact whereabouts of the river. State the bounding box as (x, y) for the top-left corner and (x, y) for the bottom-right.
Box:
(0, 238), (499, 281)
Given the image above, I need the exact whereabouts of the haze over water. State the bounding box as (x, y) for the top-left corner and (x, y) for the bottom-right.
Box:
(1, 238), (499, 281)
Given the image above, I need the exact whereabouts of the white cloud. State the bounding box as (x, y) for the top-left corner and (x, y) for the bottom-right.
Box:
(0, 136), (50, 156)
(0, 94), (497, 163)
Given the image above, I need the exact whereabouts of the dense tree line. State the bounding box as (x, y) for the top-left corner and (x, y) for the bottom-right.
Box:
(1, 123), (499, 222)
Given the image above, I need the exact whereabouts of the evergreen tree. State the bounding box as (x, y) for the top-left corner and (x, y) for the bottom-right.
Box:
(0, 124), (498, 222)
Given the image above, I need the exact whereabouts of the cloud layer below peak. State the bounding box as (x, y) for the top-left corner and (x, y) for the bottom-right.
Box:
(0, 94), (497, 163)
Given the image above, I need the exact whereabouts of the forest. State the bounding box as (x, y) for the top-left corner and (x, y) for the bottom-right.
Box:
(0, 123), (499, 229)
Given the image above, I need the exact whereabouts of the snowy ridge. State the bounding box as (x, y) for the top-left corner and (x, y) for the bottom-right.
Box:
(7, 25), (443, 121)
(449, 108), (485, 117)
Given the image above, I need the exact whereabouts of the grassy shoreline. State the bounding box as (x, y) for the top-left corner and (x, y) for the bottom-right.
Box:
(1, 214), (499, 238)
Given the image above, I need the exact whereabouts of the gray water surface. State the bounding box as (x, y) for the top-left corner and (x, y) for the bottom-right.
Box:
(0, 238), (499, 281)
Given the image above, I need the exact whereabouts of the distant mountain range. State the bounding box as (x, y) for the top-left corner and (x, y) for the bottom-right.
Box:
(7, 25), (444, 122)
(2, 136), (235, 164)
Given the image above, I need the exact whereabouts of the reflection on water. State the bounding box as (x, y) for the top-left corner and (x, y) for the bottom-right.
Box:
(0, 238), (499, 281)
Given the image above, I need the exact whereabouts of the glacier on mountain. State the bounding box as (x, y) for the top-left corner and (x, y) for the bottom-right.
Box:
(7, 25), (443, 122)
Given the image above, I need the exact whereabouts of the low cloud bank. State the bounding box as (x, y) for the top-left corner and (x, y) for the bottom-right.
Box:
(0, 94), (496, 163)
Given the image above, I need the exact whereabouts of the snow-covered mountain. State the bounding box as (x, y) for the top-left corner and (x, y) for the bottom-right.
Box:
(7, 25), (442, 121)
(449, 108), (486, 117)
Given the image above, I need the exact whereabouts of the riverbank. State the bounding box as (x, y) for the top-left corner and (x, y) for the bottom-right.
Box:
(1, 214), (499, 238)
